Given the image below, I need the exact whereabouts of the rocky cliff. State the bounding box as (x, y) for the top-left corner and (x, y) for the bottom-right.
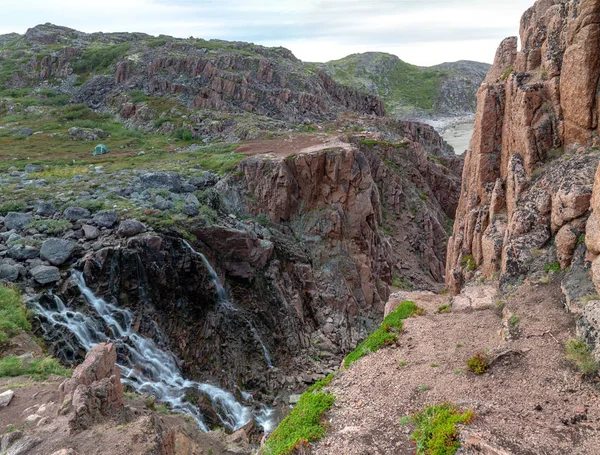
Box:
(313, 52), (490, 118)
(446, 0), (600, 357)
(0, 23), (383, 135)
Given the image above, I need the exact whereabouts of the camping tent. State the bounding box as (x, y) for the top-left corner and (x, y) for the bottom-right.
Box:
(92, 144), (109, 156)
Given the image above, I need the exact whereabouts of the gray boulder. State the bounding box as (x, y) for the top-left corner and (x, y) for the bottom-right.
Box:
(24, 164), (43, 173)
(4, 212), (32, 231)
(140, 171), (182, 192)
(92, 210), (117, 228)
(35, 201), (56, 216)
(7, 245), (39, 260)
(0, 264), (19, 281)
(63, 206), (91, 221)
(153, 195), (174, 211)
(40, 238), (77, 266)
(185, 193), (200, 207)
(30, 265), (60, 284)
(19, 128), (33, 137)
(182, 204), (199, 217)
(82, 224), (100, 240)
(116, 219), (145, 237)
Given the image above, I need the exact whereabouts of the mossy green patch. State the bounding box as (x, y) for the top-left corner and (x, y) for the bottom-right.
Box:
(344, 301), (419, 368)
(565, 338), (598, 376)
(409, 403), (474, 455)
(0, 356), (71, 380)
(261, 391), (335, 455)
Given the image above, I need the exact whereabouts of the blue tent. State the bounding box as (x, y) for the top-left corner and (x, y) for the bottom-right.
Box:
(92, 144), (109, 156)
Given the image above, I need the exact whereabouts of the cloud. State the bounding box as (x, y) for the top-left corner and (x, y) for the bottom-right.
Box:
(0, 0), (534, 65)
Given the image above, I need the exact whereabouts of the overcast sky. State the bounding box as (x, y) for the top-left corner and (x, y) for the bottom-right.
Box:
(0, 0), (534, 66)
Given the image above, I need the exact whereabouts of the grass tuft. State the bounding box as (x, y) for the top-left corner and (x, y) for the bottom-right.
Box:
(466, 351), (488, 375)
(0, 356), (70, 380)
(261, 391), (335, 455)
(410, 403), (473, 455)
(565, 338), (598, 376)
(344, 301), (420, 368)
(0, 285), (30, 343)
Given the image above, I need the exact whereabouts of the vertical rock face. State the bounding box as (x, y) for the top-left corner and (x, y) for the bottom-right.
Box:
(447, 0), (600, 293)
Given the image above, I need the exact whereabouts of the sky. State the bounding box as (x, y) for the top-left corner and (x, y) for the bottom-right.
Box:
(0, 0), (534, 66)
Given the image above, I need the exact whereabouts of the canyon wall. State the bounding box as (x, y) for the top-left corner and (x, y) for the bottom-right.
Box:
(447, 0), (600, 356)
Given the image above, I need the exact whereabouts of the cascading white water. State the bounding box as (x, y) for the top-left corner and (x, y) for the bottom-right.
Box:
(32, 272), (275, 433)
(182, 240), (274, 368)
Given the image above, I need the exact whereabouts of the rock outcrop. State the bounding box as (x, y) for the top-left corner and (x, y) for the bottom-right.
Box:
(59, 342), (123, 433)
(447, 0), (600, 293)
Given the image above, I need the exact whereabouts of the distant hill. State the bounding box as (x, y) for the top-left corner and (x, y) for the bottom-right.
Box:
(312, 52), (490, 118)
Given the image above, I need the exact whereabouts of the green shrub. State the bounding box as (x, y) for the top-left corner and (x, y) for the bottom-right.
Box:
(62, 103), (99, 121)
(410, 403), (473, 455)
(27, 219), (72, 234)
(344, 301), (419, 368)
(0, 201), (27, 214)
(128, 90), (147, 104)
(0, 356), (70, 380)
(544, 261), (561, 273)
(307, 372), (335, 393)
(73, 43), (131, 73)
(565, 338), (598, 376)
(437, 305), (450, 314)
(461, 254), (476, 272)
(466, 352), (488, 374)
(501, 65), (514, 81)
(0, 286), (30, 343)
(261, 391), (335, 455)
(65, 199), (105, 213)
(172, 127), (193, 141)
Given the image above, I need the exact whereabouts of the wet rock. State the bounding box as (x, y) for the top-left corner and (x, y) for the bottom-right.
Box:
(92, 210), (117, 228)
(31, 265), (60, 284)
(82, 224), (100, 240)
(140, 171), (182, 192)
(0, 389), (14, 407)
(116, 219), (145, 237)
(4, 212), (32, 231)
(7, 245), (40, 260)
(40, 238), (77, 266)
(0, 263), (19, 281)
(24, 164), (43, 173)
(63, 206), (91, 222)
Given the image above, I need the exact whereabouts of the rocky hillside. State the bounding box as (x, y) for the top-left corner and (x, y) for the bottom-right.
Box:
(447, 0), (600, 358)
(312, 52), (490, 118)
(0, 23), (383, 143)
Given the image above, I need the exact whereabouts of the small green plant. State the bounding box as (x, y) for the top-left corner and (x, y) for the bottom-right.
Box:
(418, 384), (429, 392)
(128, 90), (147, 104)
(466, 352), (488, 375)
(455, 344), (463, 348)
(582, 295), (600, 305)
(437, 305), (450, 314)
(307, 372), (334, 393)
(398, 361), (407, 367)
(344, 301), (420, 368)
(172, 127), (193, 141)
(578, 234), (586, 245)
(409, 403), (474, 455)
(261, 390), (335, 455)
(544, 262), (561, 273)
(501, 65), (514, 81)
(27, 219), (71, 234)
(0, 285), (30, 343)
(530, 248), (543, 258)
(453, 370), (462, 375)
(509, 314), (520, 328)
(399, 415), (410, 425)
(539, 274), (550, 284)
(0, 201), (27, 214)
(430, 363), (439, 368)
(65, 199), (105, 213)
(565, 338), (598, 376)
(460, 254), (476, 272)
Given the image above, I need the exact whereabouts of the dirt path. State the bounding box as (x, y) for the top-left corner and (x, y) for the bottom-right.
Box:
(313, 280), (600, 454)
(236, 134), (353, 159)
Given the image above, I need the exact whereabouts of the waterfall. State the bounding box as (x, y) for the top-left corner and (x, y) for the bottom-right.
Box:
(182, 240), (274, 368)
(32, 272), (275, 433)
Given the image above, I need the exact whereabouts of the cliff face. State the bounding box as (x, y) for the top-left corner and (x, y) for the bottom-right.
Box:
(447, 0), (600, 356)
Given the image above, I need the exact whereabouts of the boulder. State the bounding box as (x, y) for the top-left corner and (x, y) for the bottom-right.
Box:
(63, 206), (91, 222)
(92, 210), (117, 228)
(116, 219), (145, 237)
(31, 265), (60, 284)
(182, 203), (199, 217)
(0, 263), (19, 281)
(40, 238), (77, 266)
(4, 212), (32, 231)
(153, 195), (173, 211)
(7, 245), (40, 260)
(24, 164), (43, 173)
(82, 224), (100, 240)
(140, 171), (182, 192)
(0, 431), (22, 452)
(35, 201), (56, 216)
(0, 389), (14, 407)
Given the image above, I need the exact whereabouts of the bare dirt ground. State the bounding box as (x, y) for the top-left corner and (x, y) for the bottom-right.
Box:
(313, 279), (600, 455)
(236, 134), (354, 159)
